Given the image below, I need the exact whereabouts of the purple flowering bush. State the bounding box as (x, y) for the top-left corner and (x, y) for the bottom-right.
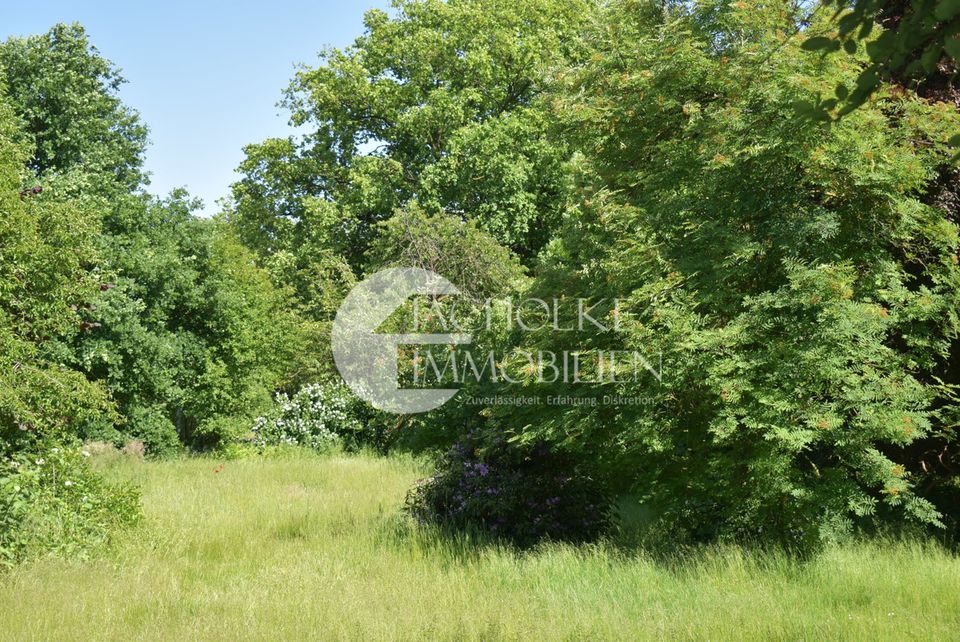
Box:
(405, 431), (613, 547)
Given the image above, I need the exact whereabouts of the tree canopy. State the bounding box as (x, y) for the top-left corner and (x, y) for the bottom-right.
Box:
(4, 0), (960, 559)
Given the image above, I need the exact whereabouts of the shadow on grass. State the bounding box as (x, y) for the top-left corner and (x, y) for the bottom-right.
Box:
(376, 489), (960, 581)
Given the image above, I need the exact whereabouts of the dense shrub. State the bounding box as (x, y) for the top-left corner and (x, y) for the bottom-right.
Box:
(0, 443), (141, 566)
(0, 74), (143, 563)
(126, 406), (180, 457)
(491, 0), (960, 548)
(252, 381), (364, 451)
(2, 26), (313, 458)
(405, 431), (613, 547)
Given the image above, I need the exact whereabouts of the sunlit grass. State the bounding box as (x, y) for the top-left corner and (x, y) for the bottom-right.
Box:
(0, 452), (958, 640)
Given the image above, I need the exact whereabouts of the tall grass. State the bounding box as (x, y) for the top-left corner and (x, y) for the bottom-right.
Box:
(0, 452), (958, 640)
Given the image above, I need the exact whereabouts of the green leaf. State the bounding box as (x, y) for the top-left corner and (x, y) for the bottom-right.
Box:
(838, 13), (861, 37)
(948, 133), (960, 147)
(866, 32), (896, 61)
(945, 38), (960, 61)
(946, 17), (960, 38)
(835, 84), (849, 100)
(843, 38), (858, 54)
(802, 36), (835, 51)
(855, 66), (880, 90)
(936, 0), (960, 21)
(905, 60), (925, 77)
(920, 44), (943, 73)
(793, 99), (823, 120)
(838, 86), (872, 115)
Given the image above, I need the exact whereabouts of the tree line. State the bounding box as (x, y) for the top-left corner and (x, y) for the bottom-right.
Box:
(2, 0), (960, 561)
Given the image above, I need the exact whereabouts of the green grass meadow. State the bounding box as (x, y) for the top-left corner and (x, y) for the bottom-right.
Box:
(1, 453), (959, 641)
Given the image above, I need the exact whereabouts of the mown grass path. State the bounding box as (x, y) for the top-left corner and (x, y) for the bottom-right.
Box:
(1, 455), (959, 640)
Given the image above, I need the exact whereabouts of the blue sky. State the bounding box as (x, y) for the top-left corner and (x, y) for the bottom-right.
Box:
(2, 0), (392, 215)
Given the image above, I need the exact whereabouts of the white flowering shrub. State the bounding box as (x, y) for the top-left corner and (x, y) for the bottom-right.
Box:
(252, 381), (363, 451)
